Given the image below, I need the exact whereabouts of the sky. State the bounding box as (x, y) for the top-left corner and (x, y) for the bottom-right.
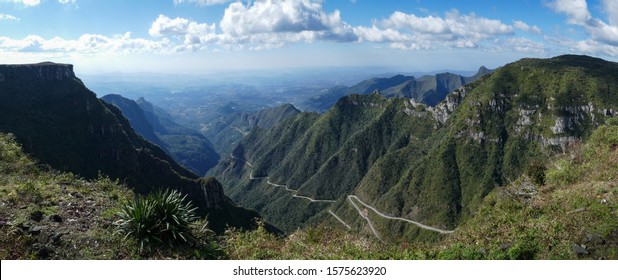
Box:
(1, 0), (618, 74)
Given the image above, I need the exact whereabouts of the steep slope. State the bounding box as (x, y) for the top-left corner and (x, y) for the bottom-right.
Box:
(213, 55), (618, 238)
(212, 91), (440, 232)
(101, 94), (219, 175)
(204, 103), (301, 156)
(0, 62), (259, 233)
(222, 121), (618, 260)
(100, 94), (165, 148)
(301, 67), (492, 112)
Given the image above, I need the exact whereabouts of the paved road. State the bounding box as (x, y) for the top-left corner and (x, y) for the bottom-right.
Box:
(347, 195), (381, 239)
(328, 210), (351, 230)
(230, 155), (253, 167)
(348, 195), (455, 234)
(265, 180), (336, 203)
(232, 155), (454, 236)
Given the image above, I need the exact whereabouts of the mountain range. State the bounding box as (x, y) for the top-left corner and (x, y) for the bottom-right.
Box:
(0, 62), (259, 233)
(101, 94), (220, 175)
(300, 66), (492, 112)
(203, 103), (301, 157)
(212, 55), (618, 239)
(1, 55), (616, 259)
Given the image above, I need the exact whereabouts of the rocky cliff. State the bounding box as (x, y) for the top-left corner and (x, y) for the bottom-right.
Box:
(0, 62), (260, 233)
(0, 62), (76, 82)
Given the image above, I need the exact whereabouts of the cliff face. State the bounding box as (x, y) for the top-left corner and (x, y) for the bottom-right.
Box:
(0, 62), (76, 82)
(0, 62), (261, 233)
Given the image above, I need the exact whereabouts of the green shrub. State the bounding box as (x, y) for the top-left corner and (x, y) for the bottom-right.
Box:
(545, 159), (580, 186)
(507, 237), (539, 260)
(526, 161), (547, 186)
(115, 189), (198, 253)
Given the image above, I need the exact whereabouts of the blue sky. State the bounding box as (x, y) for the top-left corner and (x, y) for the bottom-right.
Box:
(1, 0), (617, 74)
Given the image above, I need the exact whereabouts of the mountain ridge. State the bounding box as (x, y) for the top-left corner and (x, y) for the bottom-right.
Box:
(0, 62), (260, 233)
(300, 66), (493, 112)
(101, 94), (220, 175)
(213, 55), (618, 238)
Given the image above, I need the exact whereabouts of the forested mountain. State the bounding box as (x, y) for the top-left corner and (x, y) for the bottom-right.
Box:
(300, 67), (493, 112)
(101, 94), (219, 175)
(1, 56), (616, 260)
(213, 55), (618, 238)
(204, 103), (301, 156)
(0, 62), (259, 233)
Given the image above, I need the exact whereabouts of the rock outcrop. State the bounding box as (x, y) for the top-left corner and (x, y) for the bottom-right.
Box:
(0, 62), (76, 82)
(0, 62), (261, 233)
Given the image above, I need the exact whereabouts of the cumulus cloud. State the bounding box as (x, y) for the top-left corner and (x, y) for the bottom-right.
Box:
(173, 0), (231, 6)
(355, 9), (517, 49)
(0, 13), (20, 21)
(149, 14), (217, 51)
(547, 0), (618, 51)
(605, 0), (618, 26)
(2, 0), (75, 6)
(0, 0), (558, 58)
(0, 0), (41, 7)
(0, 33), (171, 55)
(513, 20), (542, 34)
(146, 2), (542, 52)
(149, 0), (358, 50)
(58, 0), (77, 5)
(219, 0), (356, 44)
(493, 37), (547, 55)
(546, 0), (590, 25)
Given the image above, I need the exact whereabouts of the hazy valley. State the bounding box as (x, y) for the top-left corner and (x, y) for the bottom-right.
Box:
(1, 55), (617, 260)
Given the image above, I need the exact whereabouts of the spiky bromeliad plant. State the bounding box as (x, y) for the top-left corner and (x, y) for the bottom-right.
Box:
(115, 189), (198, 253)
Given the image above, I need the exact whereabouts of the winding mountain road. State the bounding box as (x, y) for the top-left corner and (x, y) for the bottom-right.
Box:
(231, 155), (454, 236)
(347, 195), (382, 239)
(230, 155), (253, 167)
(328, 210), (351, 230)
(348, 195), (455, 234)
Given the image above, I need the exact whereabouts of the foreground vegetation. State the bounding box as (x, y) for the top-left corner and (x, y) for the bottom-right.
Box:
(0, 133), (221, 259)
(224, 120), (618, 260)
(1, 119), (616, 259)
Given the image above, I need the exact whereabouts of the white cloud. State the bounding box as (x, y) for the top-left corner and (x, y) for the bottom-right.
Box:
(493, 37), (547, 55)
(0, 33), (172, 55)
(513, 20), (542, 34)
(382, 11), (451, 34)
(219, 0), (356, 44)
(0, 13), (19, 21)
(605, 0), (618, 26)
(173, 0), (231, 6)
(357, 9), (515, 49)
(149, 14), (217, 51)
(548, 35), (618, 57)
(571, 38), (618, 56)
(353, 25), (411, 43)
(546, 0), (590, 25)
(0, 0), (41, 7)
(1, 0), (75, 6)
(547, 0), (618, 49)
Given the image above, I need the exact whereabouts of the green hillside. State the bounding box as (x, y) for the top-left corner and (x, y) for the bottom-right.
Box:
(102, 94), (220, 176)
(223, 120), (618, 259)
(213, 55), (618, 238)
(204, 103), (301, 156)
(0, 63), (259, 233)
